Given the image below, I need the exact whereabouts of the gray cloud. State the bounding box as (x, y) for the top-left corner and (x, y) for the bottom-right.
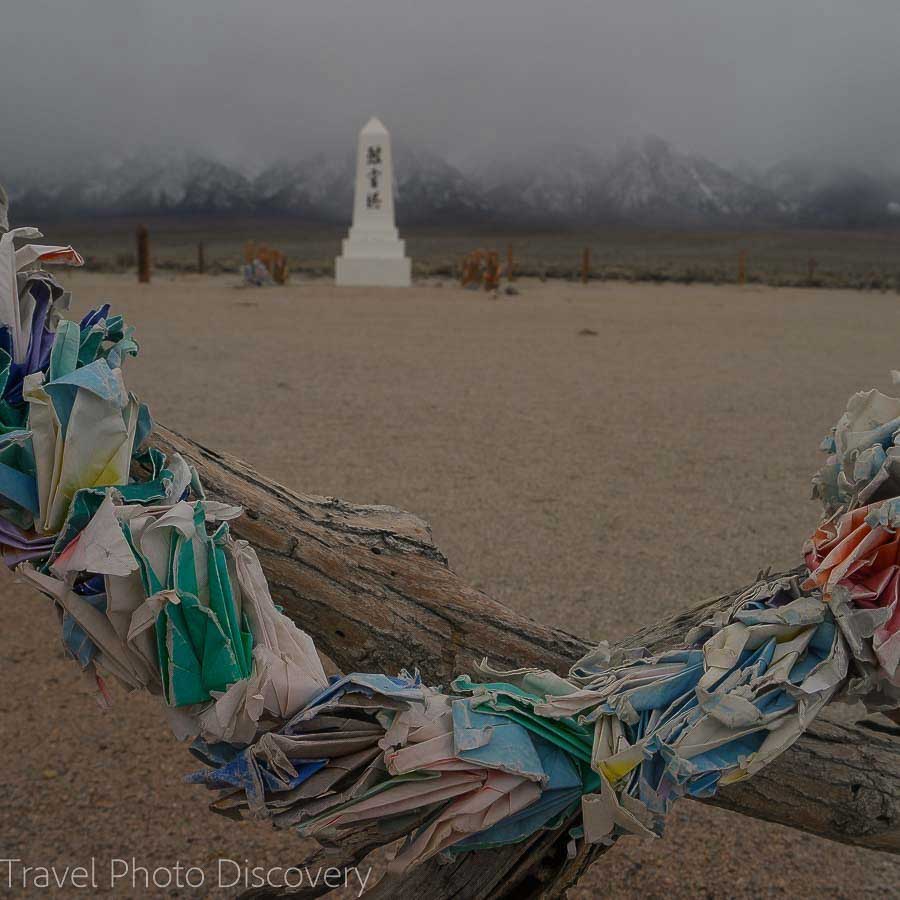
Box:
(2, 0), (899, 173)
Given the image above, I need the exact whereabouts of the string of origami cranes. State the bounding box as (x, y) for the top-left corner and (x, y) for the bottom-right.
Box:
(1, 216), (897, 873)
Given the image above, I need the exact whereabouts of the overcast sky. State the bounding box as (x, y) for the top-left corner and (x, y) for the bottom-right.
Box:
(2, 1), (899, 173)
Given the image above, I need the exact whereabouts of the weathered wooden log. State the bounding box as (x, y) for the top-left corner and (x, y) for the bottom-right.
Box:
(138, 426), (588, 681)
(137, 425), (900, 898)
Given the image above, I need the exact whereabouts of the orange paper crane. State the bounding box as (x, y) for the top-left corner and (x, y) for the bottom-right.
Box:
(460, 249), (506, 292)
(483, 250), (501, 291)
(245, 242), (289, 285)
(460, 250), (485, 288)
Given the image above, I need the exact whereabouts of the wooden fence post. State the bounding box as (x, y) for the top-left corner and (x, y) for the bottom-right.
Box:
(136, 225), (150, 284)
(197, 242), (205, 275)
(581, 247), (590, 284)
(507, 244), (515, 282)
(738, 249), (747, 286)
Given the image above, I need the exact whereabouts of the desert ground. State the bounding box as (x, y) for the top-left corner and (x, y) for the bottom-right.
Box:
(2, 271), (899, 898)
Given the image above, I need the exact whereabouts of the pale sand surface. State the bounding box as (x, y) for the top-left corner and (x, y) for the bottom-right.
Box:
(2, 272), (899, 897)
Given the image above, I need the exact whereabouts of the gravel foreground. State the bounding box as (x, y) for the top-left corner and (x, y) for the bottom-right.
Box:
(1, 273), (898, 898)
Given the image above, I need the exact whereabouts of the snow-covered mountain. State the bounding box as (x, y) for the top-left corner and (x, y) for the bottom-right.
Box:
(5, 140), (900, 228)
(760, 157), (900, 226)
(393, 147), (489, 224)
(253, 152), (351, 220)
(253, 147), (487, 224)
(475, 144), (610, 225)
(8, 150), (256, 217)
(471, 137), (781, 225)
(599, 137), (778, 224)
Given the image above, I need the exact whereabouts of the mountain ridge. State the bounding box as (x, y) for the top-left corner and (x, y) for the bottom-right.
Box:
(5, 138), (900, 228)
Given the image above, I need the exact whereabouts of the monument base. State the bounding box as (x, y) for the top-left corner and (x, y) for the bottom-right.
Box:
(335, 256), (411, 287)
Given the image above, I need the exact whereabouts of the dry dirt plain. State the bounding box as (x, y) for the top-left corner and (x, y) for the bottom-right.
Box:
(2, 272), (899, 898)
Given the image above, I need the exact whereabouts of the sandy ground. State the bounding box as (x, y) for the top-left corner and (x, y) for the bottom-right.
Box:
(2, 272), (899, 898)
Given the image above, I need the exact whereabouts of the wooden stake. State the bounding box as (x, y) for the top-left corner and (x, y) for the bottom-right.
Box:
(197, 242), (205, 275)
(507, 244), (515, 281)
(271, 250), (288, 285)
(581, 247), (590, 284)
(136, 225), (150, 284)
(738, 249), (747, 286)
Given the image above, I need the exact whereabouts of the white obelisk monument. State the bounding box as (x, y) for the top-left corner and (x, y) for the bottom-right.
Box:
(335, 117), (411, 287)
